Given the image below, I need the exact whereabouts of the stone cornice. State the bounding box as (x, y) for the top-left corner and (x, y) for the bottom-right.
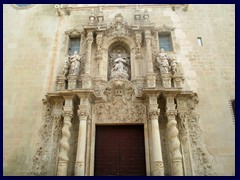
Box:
(64, 4), (189, 11)
(45, 89), (97, 100)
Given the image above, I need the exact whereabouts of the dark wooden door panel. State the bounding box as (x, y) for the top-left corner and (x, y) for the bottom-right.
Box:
(94, 126), (119, 176)
(94, 125), (146, 176)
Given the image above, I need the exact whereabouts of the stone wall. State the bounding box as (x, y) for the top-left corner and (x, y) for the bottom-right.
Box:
(3, 4), (234, 175)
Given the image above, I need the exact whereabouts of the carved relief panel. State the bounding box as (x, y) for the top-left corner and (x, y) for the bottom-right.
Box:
(94, 80), (146, 124)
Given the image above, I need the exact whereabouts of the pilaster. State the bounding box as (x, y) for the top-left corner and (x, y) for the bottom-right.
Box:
(148, 94), (164, 176)
(74, 93), (91, 176)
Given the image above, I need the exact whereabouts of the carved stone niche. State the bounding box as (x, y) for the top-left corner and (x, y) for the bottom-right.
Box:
(94, 79), (146, 124)
(108, 42), (131, 81)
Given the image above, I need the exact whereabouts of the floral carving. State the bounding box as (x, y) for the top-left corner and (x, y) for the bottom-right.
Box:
(94, 80), (146, 123)
(153, 161), (164, 176)
(106, 13), (133, 37)
(29, 99), (63, 175)
(186, 94), (215, 176)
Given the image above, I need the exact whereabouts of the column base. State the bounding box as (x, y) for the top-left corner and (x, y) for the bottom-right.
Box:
(57, 160), (68, 176)
(153, 161), (164, 176)
(172, 159), (184, 176)
(74, 161), (85, 176)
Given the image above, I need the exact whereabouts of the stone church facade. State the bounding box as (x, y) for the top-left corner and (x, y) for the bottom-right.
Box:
(3, 4), (235, 176)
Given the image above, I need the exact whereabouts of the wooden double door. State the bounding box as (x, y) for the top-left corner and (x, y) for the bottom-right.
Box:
(94, 125), (146, 176)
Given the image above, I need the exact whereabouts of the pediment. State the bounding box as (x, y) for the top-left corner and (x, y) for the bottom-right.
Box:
(106, 13), (133, 37)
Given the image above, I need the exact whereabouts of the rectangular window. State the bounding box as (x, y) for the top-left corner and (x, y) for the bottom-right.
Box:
(197, 37), (203, 46)
(159, 34), (173, 51)
(69, 38), (80, 55)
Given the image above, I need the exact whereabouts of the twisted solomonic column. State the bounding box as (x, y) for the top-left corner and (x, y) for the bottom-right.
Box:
(166, 109), (183, 176)
(57, 110), (73, 176)
(149, 109), (164, 176)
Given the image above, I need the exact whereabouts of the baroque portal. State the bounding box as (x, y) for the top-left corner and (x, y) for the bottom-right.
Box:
(29, 9), (215, 176)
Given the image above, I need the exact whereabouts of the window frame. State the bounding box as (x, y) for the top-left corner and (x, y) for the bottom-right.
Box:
(159, 32), (173, 52)
(155, 24), (176, 53)
(68, 37), (81, 55)
(65, 29), (83, 56)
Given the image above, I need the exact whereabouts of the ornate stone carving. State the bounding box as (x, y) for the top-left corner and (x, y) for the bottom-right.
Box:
(135, 32), (142, 54)
(146, 73), (156, 88)
(186, 93), (215, 176)
(109, 47), (130, 80)
(29, 99), (53, 175)
(88, 9), (96, 25)
(106, 13), (133, 37)
(156, 24), (175, 32)
(156, 48), (170, 74)
(29, 99), (63, 176)
(94, 80), (146, 123)
(143, 9), (150, 24)
(78, 110), (89, 117)
(177, 112), (193, 176)
(155, 48), (184, 88)
(74, 161), (84, 175)
(149, 109), (160, 120)
(132, 78), (144, 96)
(153, 161), (164, 176)
(166, 109), (177, 117)
(57, 106), (73, 176)
(165, 95), (183, 176)
(56, 75), (67, 91)
(134, 9), (142, 23)
(110, 53), (129, 80)
(68, 75), (78, 90)
(65, 29), (82, 38)
(67, 51), (82, 76)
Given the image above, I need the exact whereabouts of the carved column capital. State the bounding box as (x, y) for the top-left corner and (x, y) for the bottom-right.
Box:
(166, 109), (178, 117)
(149, 109), (160, 120)
(63, 110), (73, 118)
(145, 30), (151, 40)
(77, 110), (89, 118)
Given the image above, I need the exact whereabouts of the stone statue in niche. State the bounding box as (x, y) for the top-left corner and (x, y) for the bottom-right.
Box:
(156, 48), (170, 74)
(109, 47), (130, 80)
(110, 54), (129, 79)
(110, 53), (129, 80)
(62, 50), (82, 77)
(63, 60), (70, 76)
(170, 59), (178, 74)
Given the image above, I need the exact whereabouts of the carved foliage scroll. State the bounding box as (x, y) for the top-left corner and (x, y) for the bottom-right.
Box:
(177, 93), (215, 176)
(29, 99), (63, 176)
(94, 80), (146, 123)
